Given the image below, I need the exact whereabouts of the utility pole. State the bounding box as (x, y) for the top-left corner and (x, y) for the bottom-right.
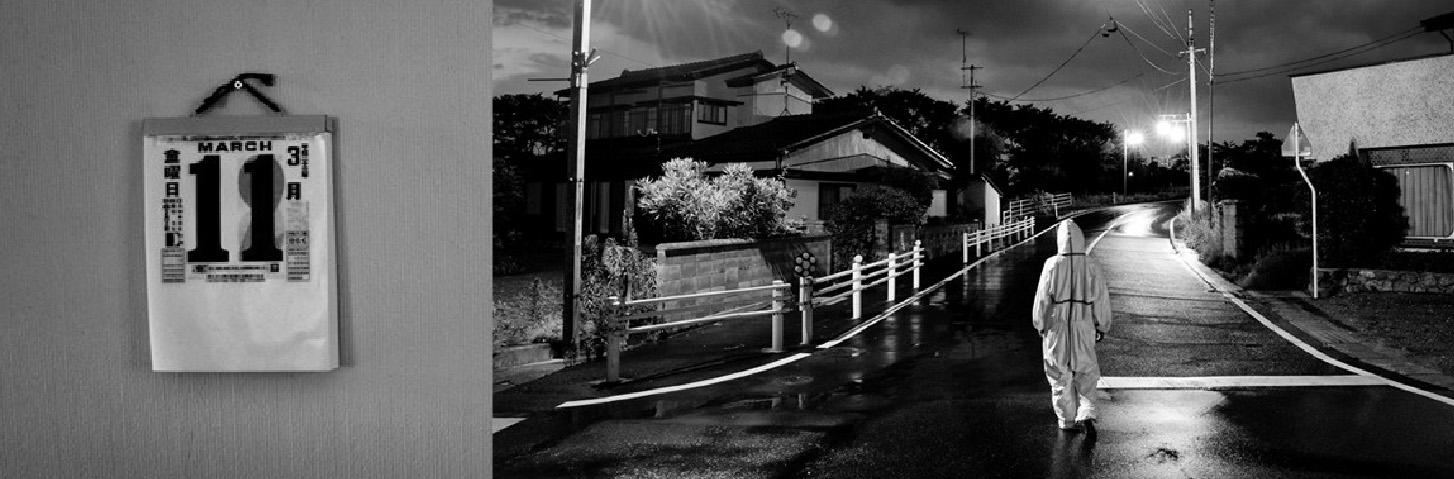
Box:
(1180, 9), (1206, 213)
(1207, 0), (1216, 199)
(957, 29), (981, 175)
(563, 0), (598, 357)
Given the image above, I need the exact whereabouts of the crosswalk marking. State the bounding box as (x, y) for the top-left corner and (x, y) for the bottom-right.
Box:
(1099, 375), (1389, 389)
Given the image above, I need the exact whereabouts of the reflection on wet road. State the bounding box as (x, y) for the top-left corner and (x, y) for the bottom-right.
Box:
(495, 204), (1454, 478)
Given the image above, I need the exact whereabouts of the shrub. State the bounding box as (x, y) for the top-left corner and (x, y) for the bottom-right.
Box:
(635, 158), (795, 243)
(1239, 246), (1313, 290)
(715, 163), (796, 239)
(1306, 154), (1407, 267)
(1173, 205), (1220, 258)
(826, 186), (925, 269)
(636, 159), (727, 242)
(573, 226), (659, 361)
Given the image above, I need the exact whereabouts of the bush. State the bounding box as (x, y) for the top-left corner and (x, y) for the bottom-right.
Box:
(573, 225), (658, 360)
(1306, 154), (1407, 267)
(826, 186), (925, 269)
(1174, 206), (1220, 258)
(636, 158), (795, 243)
(715, 163), (796, 239)
(1239, 246), (1312, 290)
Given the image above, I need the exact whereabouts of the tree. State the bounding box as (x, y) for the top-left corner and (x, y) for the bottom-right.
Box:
(493, 93), (569, 269)
(1306, 153), (1407, 267)
(493, 93), (568, 162)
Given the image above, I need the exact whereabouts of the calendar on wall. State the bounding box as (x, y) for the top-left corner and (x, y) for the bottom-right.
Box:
(142, 116), (338, 372)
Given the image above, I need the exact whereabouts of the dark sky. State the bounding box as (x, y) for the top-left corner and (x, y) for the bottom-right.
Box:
(494, 0), (1452, 152)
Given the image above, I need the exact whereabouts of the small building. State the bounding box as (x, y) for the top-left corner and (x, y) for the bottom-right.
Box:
(524, 51), (999, 238)
(1291, 52), (1454, 247)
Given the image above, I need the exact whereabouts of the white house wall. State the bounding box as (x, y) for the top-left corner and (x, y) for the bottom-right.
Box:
(746, 79), (813, 123)
(1291, 55), (1454, 160)
(787, 131), (911, 171)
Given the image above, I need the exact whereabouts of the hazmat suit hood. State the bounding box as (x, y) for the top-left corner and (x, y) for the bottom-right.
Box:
(1056, 220), (1086, 255)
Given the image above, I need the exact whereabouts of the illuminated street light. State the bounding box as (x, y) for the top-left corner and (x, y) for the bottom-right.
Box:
(1157, 113), (1195, 207)
(1123, 129), (1144, 196)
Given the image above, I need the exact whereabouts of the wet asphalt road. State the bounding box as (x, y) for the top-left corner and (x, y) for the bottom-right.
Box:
(495, 203), (1454, 478)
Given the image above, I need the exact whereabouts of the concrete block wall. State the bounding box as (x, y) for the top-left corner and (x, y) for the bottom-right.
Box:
(648, 236), (832, 298)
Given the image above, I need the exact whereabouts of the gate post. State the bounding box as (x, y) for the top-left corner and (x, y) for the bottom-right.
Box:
(912, 240), (922, 289)
(851, 255), (864, 320)
(886, 251), (897, 302)
(606, 295), (622, 383)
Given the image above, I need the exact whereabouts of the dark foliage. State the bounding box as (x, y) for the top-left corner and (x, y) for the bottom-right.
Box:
(1304, 154), (1408, 267)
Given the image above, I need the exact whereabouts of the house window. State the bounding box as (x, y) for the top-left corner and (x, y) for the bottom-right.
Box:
(658, 103), (690, 135)
(586, 113), (603, 139)
(629, 109), (650, 135)
(818, 183), (856, 219)
(697, 102), (727, 125)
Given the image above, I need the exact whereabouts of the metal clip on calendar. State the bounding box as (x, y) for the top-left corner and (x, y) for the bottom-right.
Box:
(193, 73), (286, 116)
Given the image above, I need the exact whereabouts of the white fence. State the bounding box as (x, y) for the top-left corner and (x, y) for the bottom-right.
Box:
(602, 241), (926, 383)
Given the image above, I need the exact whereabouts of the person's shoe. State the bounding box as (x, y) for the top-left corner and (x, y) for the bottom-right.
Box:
(1058, 421), (1082, 432)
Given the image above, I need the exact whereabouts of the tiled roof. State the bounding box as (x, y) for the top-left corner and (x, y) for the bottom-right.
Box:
(556, 52), (772, 94)
(661, 112), (952, 171)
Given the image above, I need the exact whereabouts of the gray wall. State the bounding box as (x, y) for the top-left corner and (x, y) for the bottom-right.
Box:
(1, 1), (491, 477)
(1291, 54), (1454, 161)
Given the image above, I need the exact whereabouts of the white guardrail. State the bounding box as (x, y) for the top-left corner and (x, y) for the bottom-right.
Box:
(963, 216), (1035, 264)
(602, 241), (926, 383)
(601, 216), (1042, 383)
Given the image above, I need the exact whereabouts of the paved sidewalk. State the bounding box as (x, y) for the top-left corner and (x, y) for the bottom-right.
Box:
(1169, 240), (1454, 399)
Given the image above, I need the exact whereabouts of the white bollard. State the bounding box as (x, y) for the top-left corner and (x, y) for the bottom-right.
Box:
(962, 232), (969, 265)
(886, 251), (897, 302)
(851, 255), (863, 320)
(912, 240), (922, 289)
(769, 280), (786, 353)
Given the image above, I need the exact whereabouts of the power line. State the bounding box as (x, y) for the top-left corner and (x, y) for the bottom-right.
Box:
(1116, 25), (1180, 75)
(1117, 21), (1178, 58)
(1010, 25), (1106, 100)
(1217, 26), (1422, 77)
(1216, 29), (1422, 84)
(984, 72), (1147, 102)
(1134, 0), (1182, 44)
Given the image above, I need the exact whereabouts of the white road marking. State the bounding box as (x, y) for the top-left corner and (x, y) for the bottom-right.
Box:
(1099, 375), (1388, 389)
(492, 418), (525, 433)
(1167, 226), (1454, 408)
(555, 353), (813, 408)
(555, 217), (1072, 409)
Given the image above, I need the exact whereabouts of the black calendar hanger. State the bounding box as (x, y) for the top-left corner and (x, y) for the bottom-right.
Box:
(193, 73), (286, 116)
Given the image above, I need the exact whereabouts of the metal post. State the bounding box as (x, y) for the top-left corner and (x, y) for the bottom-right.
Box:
(851, 255), (863, 320)
(1292, 125), (1319, 298)
(769, 280), (786, 352)
(962, 232), (969, 265)
(799, 276), (814, 345)
(606, 295), (620, 383)
(912, 240), (922, 289)
(886, 251), (897, 302)
(562, 0), (594, 357)
(976, 230), (983, 258)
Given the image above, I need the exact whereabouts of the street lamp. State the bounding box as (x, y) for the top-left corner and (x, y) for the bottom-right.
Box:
(1123, 129), (1144, 196)
(1156, 113), (1194, 207)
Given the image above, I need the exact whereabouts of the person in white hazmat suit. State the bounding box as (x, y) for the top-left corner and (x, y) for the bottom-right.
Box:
(1032, 219), (1113, 432)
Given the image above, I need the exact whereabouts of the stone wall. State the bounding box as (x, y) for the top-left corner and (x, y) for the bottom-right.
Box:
(1318, 268), (1454, 295)
(646, 235), (833, 298)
